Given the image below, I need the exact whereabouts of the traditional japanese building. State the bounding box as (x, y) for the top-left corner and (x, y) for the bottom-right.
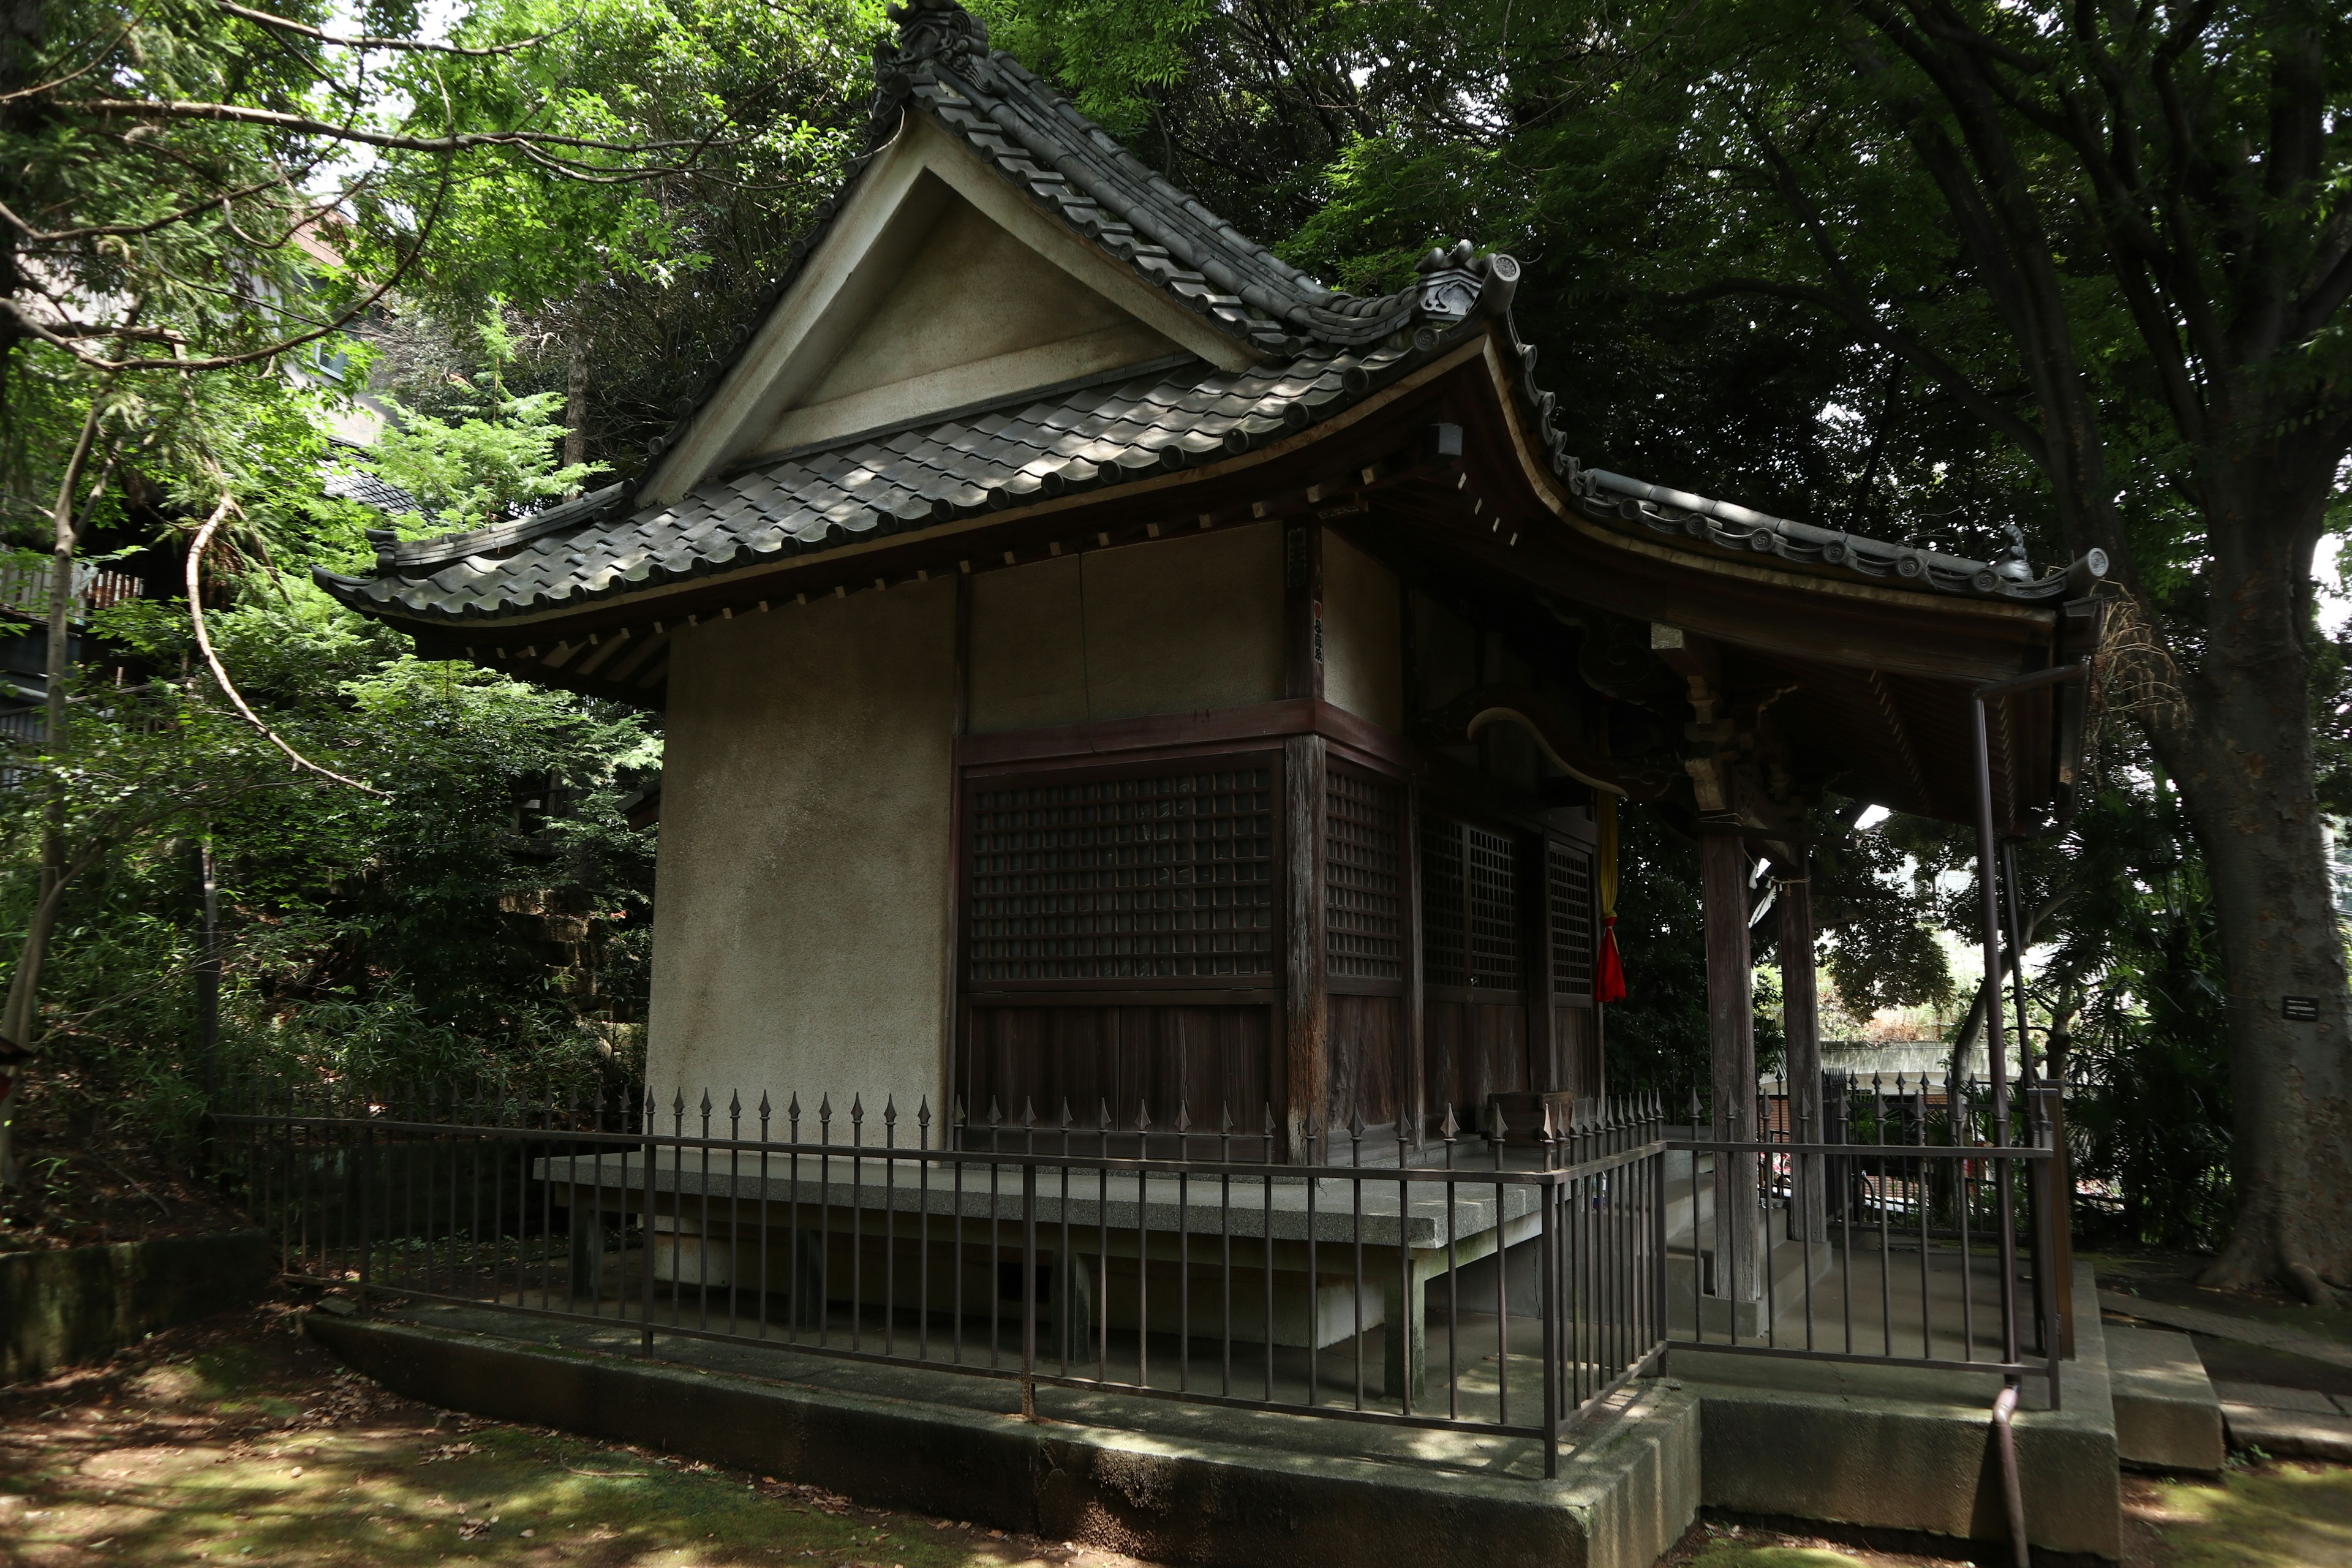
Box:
(317, 0), (2104, 1158)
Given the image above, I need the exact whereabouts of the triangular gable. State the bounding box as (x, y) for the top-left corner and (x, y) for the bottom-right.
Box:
(644, 113), (1251, 505)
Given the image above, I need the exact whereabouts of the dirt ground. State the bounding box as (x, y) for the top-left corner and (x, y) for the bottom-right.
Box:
(7, 1299), (2352, 1567)
(1657, 1464), (2352, 1567)
(0, 1305), (1156, 1567)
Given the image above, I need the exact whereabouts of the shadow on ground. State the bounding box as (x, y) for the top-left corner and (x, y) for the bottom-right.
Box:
(0, 1305), (1154, 1568)
(1658, 1463), (2352, 1567)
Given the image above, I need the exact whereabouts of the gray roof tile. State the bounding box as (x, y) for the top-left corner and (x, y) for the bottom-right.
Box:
(314, 3), (2102, 625)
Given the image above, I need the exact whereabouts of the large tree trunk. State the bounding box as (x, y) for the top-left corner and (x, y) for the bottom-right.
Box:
(2159, 476), (2352, 1302)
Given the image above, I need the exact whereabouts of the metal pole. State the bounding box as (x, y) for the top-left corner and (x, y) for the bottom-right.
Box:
(2001, 840), (2035, 1093)
(1970, 692), (2021, 1373)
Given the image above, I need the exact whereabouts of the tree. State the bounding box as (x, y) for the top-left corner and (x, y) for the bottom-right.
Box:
(0, 0), (872, 1187)
(1610, 0), (2352, 1300)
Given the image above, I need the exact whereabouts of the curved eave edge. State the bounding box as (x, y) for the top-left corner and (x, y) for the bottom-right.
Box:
(315, 324), (1491, 629)
(1485, 317), (2108, 611)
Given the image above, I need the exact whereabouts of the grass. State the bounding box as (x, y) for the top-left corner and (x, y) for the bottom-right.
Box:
(0, 1306), (1148, 1567)
(1663, 1463), (2352, 1567)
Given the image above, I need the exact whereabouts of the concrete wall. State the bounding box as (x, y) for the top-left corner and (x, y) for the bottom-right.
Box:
(968, 524), (1284, 732)
(647, 579), (959, 1116)
(1, 1231), (273, 1383)
(1321, 532), (1401, 731)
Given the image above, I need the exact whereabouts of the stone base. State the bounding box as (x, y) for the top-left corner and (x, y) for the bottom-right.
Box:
(2105, 1326), (2223, 1473)
(304, 1309), (1699, 1568)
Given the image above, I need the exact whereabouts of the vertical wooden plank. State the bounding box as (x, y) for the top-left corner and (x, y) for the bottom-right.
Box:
(1523, 835), (1557, 1092)
(1702, 829), (1760, 1298)
(1404, 779), (1426, 1142)
(1283, 731), (1329, 1159)
(1284, 522), (1325, 703)
(943, 576), (972, 1141)
(1781, 858), (1826, 1243)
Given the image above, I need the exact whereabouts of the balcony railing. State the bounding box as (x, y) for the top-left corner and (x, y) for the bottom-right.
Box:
(0, 560), (142, 621)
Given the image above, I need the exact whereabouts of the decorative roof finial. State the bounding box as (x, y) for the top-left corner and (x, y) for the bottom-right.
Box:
(1412, 239), (1520, 331)
(886, 0), (988, 67)
(1996, 521), (2033, 581)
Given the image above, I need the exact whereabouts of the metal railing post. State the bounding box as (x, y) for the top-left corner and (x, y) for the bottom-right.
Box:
(1540, 1174), (1561, 1479)
(1021, 1154), (1039, 1420)
(639, 1098), (657, 1355)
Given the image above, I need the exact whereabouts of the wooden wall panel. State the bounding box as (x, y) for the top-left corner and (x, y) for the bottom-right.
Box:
(1556, 1005), (1600, 1099)
(963, 1003), (1273, 1146)
(1420, 999), (1527, 1130)
(1325, 993), (1406, 1131)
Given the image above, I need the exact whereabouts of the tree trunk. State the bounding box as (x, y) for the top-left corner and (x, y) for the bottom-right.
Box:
(0, 398), (98, 1188)
(2160, 478), (2352, 1303)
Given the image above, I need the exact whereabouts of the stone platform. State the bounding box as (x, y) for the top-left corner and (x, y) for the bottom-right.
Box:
(306, 1303), (1700, 1568)
(301, 1259), (2127, 1565)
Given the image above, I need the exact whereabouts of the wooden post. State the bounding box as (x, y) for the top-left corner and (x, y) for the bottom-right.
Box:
(1284, 732), (1330, 1161)
(1780, 857), (1825, 1243)
(1702, 829), (1760, 1299)
(1404, 778), (1427, 1145)
(1523, 836), (1558, 1092)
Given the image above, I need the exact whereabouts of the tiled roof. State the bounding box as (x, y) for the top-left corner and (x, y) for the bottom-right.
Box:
(312, 0), (2101, 628)
(322, 442), (434, 524)
(316, 347), (1409, 622)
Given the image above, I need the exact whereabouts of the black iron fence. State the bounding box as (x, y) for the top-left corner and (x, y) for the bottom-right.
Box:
(210, 1080), (1670, 1476)
(1668, 1072), (2065, 1406)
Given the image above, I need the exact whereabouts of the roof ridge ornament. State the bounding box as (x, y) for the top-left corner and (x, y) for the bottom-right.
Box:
(1414, 240), (1520, 328)
(886, 0), (987, 66)
(869, 0), (990, 145)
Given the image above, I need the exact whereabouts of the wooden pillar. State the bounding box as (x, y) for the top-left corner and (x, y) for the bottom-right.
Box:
(1780, 856), (1825, 1243)
(1522, 837), (1558, 1093)
(1404, 778), (1427, 1145)
(1702, 829), (1760, 1299)
(1283, 522), (1328, 1161)
(1284, 732), (1329, 1161)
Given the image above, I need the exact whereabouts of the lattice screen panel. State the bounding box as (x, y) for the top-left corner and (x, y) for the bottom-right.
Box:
(1326, 768), (1404, 982)
(1548, 840), (1595, 996)
(968, 767), (1275, 982)
(1419, 816), (1468, 989)
(1465, 825), (1521, 987)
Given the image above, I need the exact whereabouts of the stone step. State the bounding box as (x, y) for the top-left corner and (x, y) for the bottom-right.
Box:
(2211, 1378), (2352, 1463)
(2105, 1324), (2224, 1473)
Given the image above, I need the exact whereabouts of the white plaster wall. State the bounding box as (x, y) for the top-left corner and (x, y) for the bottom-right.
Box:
(646, 579), (958, 1120)
(968, 524), (1284, 731)
(1322, 531), (1403, 731)
(761, 181), (1180, 454)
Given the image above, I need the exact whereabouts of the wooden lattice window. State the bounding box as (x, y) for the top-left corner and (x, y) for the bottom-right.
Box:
(1548, 839), (1595, 996)
(1327, 768), (1404, 983)
(1465, 826), (1521, 987)
(1421, 815), (1523, 990)
(1419, 815), (1467, 989)
(967, 766), (1276, 982)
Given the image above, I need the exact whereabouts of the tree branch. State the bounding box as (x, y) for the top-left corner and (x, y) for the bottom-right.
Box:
(1665, 276), (2052, 467)
(211, 0), (568, 56)
(183, 490), (388, 797)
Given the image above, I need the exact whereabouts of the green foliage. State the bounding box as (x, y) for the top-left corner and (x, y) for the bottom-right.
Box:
(1, 576), (659, 1137)
(364, 389), (600, 530)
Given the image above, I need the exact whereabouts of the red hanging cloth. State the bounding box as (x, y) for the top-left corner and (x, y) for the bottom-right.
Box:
(1595, 914), (1627, 1005)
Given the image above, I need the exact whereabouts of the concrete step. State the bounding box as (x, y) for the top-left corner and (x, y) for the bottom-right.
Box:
(2212, 1379), (2352, 1462)
(2104, 1325), (2224, 1473)
(1666, 1213), (1836, 1340)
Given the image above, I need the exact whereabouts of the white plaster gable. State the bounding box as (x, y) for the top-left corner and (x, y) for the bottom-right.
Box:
(644, 115), (1253, 506)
